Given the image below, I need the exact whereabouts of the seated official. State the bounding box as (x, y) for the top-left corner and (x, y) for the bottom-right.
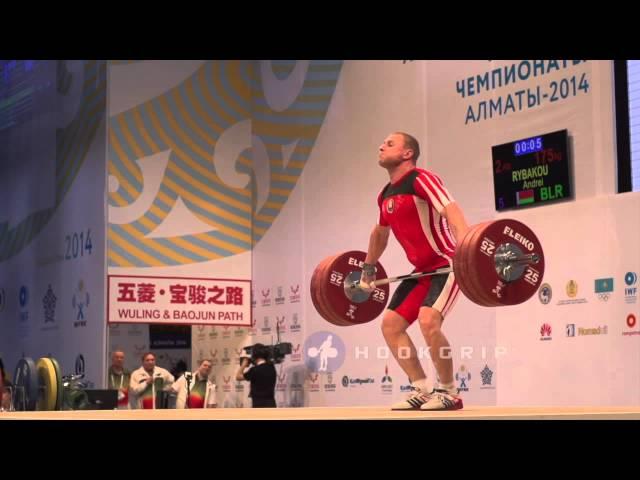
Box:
(107, 350), (131, 410)
(172, 359), (217, 409)
(129, 352), (175, 409)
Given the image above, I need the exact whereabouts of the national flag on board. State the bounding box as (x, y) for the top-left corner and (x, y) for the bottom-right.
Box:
(516, 189), (534, 205)
(594, 278), (614, 293)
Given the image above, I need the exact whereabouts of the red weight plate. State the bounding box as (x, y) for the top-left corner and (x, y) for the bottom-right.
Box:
(467, 219), (545, 306)
(322, 251), (390, 326)
(314, 254), (355, 326)
(452, 224), (476, 302)
(310, 254), (334, 317)
(454, 222), (498, 307)
(310, 254), (351, 326)
(464, 223), (503, 307)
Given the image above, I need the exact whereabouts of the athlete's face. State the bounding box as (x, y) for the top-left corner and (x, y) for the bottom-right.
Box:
(378, 134), (412, 168)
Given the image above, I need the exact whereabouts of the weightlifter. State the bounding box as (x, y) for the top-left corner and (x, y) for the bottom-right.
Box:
(360, 132), (469, 411)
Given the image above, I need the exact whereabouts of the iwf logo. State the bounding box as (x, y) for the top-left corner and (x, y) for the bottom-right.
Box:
(625, 272), (637, 286)
(625, 272), (637, 304)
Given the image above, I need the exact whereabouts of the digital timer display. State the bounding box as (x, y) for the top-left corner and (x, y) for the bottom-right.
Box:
(491, 129), (572, 211)
(514, 136), (543, 156)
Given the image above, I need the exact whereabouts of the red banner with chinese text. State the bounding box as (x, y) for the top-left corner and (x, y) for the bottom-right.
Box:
(108, 275), (251, 326)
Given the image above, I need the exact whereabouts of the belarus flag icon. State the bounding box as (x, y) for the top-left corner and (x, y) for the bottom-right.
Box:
(516, 189), (534, 205)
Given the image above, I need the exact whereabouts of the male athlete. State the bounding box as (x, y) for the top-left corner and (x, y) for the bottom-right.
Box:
(361, 132), (469, 410)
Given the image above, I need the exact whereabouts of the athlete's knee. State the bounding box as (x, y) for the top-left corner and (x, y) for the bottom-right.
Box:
(419, 308), (442, 340)
(381, 310), (409, 339)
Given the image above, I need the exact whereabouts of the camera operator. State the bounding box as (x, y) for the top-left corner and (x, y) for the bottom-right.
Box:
(235, 343), (277, 408)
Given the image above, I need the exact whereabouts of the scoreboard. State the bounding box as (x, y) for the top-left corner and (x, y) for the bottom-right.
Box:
(491, 129), (572, 211)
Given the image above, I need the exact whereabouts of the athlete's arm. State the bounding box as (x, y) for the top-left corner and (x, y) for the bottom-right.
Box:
(364, 224), (390, 267)
(442, 202), (470, 245)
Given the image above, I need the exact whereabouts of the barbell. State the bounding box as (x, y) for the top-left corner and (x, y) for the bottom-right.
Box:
(310, 218), (545, 326)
